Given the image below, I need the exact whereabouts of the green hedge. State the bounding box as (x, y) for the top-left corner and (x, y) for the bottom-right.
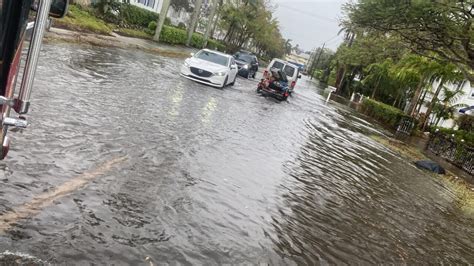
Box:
(160, 26), (226, 51)
(430, 127), (474, 146)
(360, 98), (410, 129)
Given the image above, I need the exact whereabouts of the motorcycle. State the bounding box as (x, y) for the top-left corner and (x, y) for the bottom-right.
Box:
(256, 68), (290, 101)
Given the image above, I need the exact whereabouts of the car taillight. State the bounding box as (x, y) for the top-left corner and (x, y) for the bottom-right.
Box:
(291, 81), (296, 88)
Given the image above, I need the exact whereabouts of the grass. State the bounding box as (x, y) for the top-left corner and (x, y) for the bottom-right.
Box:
(54, 5), (112, 35)
(115, 28), (152, 40)
(370, 134), (474, 215)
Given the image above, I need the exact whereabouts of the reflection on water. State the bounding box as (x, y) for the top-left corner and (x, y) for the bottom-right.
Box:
(0, 43), (472, 264)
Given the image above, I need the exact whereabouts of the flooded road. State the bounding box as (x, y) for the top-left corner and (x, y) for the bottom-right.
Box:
(0, 43), (473, 264)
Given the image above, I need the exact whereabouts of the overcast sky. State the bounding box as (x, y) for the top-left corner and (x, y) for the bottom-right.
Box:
(272, 0), (346, 52)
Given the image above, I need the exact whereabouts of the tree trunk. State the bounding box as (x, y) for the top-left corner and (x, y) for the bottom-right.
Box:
(186, 0), (204, 46)
(371, 76), (381, 99)
(407, 79), (424, 116)
(415, 88), (428, 116)
(335, 65), (346, 93)
(210, 8), (221, 40)
(153, 0), (171, 42)
(203, 0), (218, 48)
(421, 80), (444, 131)
(393, 94), (399, 107)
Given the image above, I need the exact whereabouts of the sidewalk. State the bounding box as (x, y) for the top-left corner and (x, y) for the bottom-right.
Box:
(44, 27), (198, 58)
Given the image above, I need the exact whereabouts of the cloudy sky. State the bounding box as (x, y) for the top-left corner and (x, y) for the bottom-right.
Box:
(272, 0), (346, 52)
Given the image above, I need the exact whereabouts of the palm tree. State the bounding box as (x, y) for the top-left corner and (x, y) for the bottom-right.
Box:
(430, 84), (467, 127)
(363, 59), (394, 99)
(420, 62), (464, 130)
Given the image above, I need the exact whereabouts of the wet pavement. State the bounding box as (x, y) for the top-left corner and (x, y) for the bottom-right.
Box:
(0, 43), (473, 264)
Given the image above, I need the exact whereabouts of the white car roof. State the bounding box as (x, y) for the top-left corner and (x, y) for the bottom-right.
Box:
(201, 49), (232, 58)
(271, 58), (298, 69)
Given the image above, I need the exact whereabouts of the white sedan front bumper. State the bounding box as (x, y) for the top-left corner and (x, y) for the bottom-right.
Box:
(180, 65), (226, 88)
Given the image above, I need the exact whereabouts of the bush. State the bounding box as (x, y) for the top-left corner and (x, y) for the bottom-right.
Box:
(148, 21), (157, 31)
(177, 22), (186, 29)
(159, 26), (226, 51)
(120, 4), (158, 28)
(456, 115), (474, 132)
(431, 127), (474, 146)
(360, 98), (410, 129)
(99, 3), (159, 28)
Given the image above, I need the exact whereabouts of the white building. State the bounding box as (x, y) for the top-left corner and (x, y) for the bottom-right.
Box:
(167, 6), (191, 27)
(129, 0), (163, 13)
(419, 79), (474, 129)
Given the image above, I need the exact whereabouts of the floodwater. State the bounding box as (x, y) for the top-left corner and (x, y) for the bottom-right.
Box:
(0, 43), (473, 264)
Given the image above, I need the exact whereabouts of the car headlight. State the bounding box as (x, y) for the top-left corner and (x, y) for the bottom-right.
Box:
(183, 61), (190, 67)
(214, 71), (226, 76)
(243, 64), (249, 69)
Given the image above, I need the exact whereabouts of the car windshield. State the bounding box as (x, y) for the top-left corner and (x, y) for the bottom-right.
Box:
(234, 53), (254, 63)
(284, 65), (296, 77)
(195, 51), (229, 66)
(271, 61), (285, 70)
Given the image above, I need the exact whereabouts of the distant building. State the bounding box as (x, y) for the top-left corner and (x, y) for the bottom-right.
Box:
(286, 52), (310, 69)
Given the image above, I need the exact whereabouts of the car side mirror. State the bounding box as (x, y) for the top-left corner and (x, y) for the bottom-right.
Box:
(32, 0), (68, 18)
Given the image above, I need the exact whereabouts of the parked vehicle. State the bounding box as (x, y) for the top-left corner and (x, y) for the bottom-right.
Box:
(233, 51), (258, 79)
(266, 59), (301, 93)
(257, 68), (290, 101)
(0, 0), (68, 159)
(180, 49), (238, 88)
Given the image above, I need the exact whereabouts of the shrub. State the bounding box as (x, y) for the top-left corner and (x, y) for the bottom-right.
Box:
(159, 25), (188, 45)
(158, 26), (227, 50)
(360, 98), (410, 129)
(120, 4), (159, 28)
(456, 115), (474, 132)
(177, 22), (186, 29)
(208, 39), (226, 52)
(148, 21), (157, 31)
(165, 17), (172, 26)
(431, 127), (474, 146)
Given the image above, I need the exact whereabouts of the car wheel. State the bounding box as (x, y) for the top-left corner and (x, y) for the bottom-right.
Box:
(252, 71), (256, 79)
(221, 76), (228, 89)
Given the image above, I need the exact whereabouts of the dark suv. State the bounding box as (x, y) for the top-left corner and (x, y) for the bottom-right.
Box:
(233, 51), (259, 79)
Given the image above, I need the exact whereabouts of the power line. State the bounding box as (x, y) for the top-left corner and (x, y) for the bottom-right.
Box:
(277, 3), (338, 23)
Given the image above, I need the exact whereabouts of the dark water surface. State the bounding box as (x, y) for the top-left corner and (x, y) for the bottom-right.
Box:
(0, 43), (473, 264)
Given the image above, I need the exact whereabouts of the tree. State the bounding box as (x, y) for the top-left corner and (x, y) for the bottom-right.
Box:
(343, 0), (474, 83)
(171, 0), (192, 12)
(421, 62), (464, 130)
(186, 0), (204, 46)
(285, 39), (292, 55)
(153, 0), (170, 42)
(203, 0), (218, 48)
(431, 84), (467, 127)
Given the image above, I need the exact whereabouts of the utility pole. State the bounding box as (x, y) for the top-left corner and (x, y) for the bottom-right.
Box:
(203, 0), (218, 48)
(153, 0), (171, 42)
(186, 0), (204, 47)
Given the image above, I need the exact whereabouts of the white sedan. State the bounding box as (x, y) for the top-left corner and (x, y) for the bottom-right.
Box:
(180, 49), (238, 88)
